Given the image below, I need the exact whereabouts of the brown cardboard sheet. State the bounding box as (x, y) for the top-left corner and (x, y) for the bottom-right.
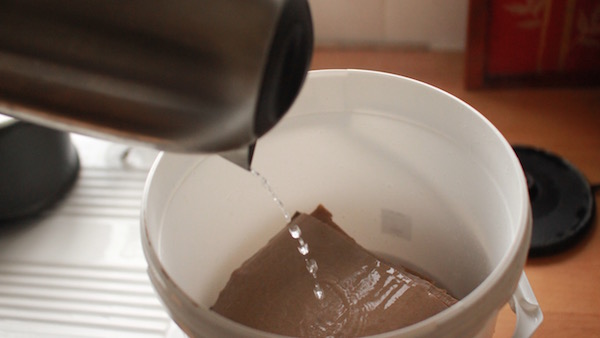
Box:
(212, 205), (457, 337)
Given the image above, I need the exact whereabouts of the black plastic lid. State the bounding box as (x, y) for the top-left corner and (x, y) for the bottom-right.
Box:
(513, 146), (595, 256)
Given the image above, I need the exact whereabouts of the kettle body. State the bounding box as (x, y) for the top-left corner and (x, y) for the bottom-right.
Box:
(0, 0), (313, 167)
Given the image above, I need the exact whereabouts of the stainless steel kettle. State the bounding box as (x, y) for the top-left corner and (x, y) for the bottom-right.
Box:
(0, 0), (313, 169)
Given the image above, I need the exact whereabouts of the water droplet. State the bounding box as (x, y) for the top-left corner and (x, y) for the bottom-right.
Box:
(252, 169), (291, 222)
(298, 242), (309, 255)
(313, 283), (324, 300)
(306, 258), (318, 276)
(289, 224), (302, 239)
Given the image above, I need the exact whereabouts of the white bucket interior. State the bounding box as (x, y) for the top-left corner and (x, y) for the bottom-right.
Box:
(142, 70), (531, 337)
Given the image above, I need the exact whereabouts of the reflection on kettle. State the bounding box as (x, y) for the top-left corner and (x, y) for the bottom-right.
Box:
(0, 0), (314, 169)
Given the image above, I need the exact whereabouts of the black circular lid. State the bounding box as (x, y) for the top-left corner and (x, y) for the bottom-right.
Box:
(513, 146), (595, 256)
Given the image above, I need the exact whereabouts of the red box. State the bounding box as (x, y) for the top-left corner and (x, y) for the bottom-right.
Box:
(467, 0), (600, 88)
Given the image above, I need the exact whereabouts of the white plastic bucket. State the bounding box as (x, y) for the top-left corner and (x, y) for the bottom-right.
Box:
(141, 70), (543, 337)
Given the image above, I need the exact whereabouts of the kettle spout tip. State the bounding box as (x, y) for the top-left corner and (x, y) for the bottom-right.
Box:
(218, 143), (256, 170)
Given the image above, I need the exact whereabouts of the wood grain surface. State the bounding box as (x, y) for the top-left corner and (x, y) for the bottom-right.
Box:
(311, 48), (600, 337)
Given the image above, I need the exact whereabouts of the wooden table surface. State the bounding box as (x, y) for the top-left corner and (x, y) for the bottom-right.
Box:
(310, 48), (600, 337)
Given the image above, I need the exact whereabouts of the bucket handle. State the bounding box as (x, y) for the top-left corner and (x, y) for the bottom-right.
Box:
(509, 272), (543, 338)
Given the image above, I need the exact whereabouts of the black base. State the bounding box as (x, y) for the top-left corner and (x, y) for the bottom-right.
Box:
(0, 121), (80, 222)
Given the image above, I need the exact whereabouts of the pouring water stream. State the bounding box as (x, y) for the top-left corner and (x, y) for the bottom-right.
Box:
(251, 169), (324, 300)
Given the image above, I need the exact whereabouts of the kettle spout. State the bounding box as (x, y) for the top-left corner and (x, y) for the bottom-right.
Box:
(218, 143), (256, 170)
